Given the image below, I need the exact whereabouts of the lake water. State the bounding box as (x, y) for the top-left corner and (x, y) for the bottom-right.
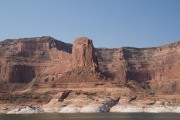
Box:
(0, 113), (180, 120)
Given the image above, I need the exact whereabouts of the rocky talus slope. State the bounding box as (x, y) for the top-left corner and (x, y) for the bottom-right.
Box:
(0, 36), (179, 113)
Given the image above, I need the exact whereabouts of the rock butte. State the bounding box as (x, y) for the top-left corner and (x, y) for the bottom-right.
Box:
(0, 36), (180, 113)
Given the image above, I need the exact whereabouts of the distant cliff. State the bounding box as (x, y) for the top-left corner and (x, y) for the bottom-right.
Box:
(0, 36), (179, 93)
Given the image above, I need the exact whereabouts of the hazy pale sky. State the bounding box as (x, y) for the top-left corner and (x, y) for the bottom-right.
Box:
(0, 0), (180, 48)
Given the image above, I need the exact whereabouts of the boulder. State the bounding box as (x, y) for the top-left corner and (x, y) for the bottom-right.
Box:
(110, 105), (144, 112)
(80, 104), (108, 113)
(7, 106), (43, 114)
(59, 105), (80, 113)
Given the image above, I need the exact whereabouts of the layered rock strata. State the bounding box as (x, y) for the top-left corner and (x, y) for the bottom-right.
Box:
(0, 36), (179, 94)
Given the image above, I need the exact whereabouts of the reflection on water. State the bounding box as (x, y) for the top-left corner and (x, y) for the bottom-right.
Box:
(0, 113), (180, 120)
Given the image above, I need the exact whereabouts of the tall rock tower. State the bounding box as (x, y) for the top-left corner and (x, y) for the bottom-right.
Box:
(72, 37), (99, 72)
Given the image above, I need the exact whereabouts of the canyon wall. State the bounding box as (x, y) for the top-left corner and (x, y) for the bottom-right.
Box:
(96, 41), (180, 93)
(0, 36), (179, 93)
(0, 36), (99, 83)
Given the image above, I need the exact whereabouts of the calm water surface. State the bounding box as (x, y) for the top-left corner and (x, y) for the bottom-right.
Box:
(0, 113), (180, 120)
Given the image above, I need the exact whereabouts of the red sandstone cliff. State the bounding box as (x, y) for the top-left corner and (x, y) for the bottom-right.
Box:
(0, 36), (179, 94)
(72, 37), (98, 71)
(96, 41), (180, 93)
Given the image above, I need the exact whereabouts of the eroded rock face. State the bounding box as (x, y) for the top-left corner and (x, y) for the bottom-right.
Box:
(72, 37), (99, 72)
(96, 41), (180, 93)
(0, 36), (179, 94)
(0, 36), (73, 83)
(56, 37), (101, 83)
(0, 36), (100, 84)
